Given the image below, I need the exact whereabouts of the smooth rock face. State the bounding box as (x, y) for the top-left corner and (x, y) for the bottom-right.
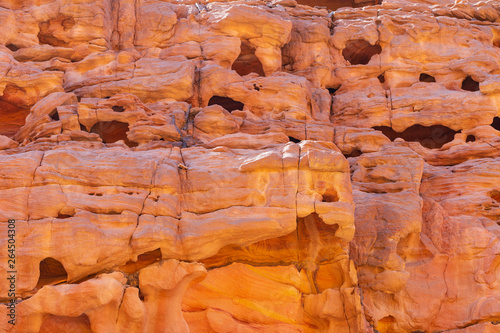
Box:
(0, 0), (500, 332)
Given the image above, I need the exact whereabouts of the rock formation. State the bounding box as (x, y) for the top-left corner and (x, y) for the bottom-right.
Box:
(0, 0), (499, 332)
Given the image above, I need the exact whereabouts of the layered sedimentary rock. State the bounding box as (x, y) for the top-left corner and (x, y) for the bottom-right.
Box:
(0, 0), (500, 332)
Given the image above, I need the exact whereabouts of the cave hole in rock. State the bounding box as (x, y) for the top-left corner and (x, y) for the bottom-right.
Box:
(112, 105), (125, 112)
(327, 87), (338, 94)
(491, 117), (500, 131)
(39, 314), (92, 333)
(208, 96), (244, 112)
(494, 38), (500, 48)
(419, 73), (436, 82)
(57, 211), (74, 218)
(288, 136), (301, 143)
(344, 149), (362, 158)
(466, 135), (476, 142)
(342, 39), (382, 65)
(6, 44), (19, 52)
(90, 121), (137, 147)
(373, 125), (458, 149)
(231, 41), (265, 77)
(119, 248), (162, 274)
(0, 84), (31, 137)
(322, 190), (339, 202)
(37, 257), (68, 288)
(461, 76), (480, 92)
(38, 15), (75, 47)
(293, 0), (380, 10)
(378, 74), (385, 84)
(50, 110), (59, 121)
(490, 190), (500, 203)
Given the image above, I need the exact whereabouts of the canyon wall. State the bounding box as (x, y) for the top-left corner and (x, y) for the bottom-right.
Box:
(0, 0), (500, 332)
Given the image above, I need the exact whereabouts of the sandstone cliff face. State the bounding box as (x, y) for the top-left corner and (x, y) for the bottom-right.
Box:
(0, 0), (500, 332)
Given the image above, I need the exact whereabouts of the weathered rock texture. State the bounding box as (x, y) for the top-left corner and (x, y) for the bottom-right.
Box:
(0, 0), (500, 332)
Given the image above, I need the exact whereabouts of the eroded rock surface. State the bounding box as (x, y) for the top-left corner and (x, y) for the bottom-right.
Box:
(0, 0), (500, 332)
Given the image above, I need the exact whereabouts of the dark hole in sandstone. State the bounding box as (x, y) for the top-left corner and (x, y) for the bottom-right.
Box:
(373, 125), (457, 149)
(57, 212), (73, 219)
(490, 190), (500, 203)
(419, 73), (436, 82)
(342, 39), (382, 65)
(322, 191), (339, 202)
(50, 110), (59, 121)
(79, 124), (87, 131)
(6, 44), (19, 52)
(119, 248), (162, 274)
(208, 96), (244, 112)
(231, 41), (265, 77)
(462, 76), (480, 92)
(288, 136), (301, 143)
(39, 314), (92, 333)
(37, 257), (68, 288)
(0, 84), (31, 138)
(491, 117), (500, 131)
(253, 84), (260, 91)
(466, 135), (476, 142)
(112, 105), (125, 112)
(90, 121), (137, 147)
(327, 87), (338, 94)
(344, 148), (362, 158)
(293, 0), (380, 10)
(378, 74), (385, 84)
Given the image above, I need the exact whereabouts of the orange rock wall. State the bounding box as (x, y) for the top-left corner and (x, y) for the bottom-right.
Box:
(0, 0), (500, 332)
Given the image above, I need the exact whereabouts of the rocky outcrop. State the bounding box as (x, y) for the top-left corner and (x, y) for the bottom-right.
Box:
(0, 0), (500, 332)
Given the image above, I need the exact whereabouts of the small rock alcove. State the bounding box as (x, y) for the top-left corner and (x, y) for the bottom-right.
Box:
(461, 76), (480, 92)
(419, 73), (436, 82)
(90, 121), (136, 147)
(342, 39), (382, 65)
(0, 84), (31, 138)
(37, 257), (68, 288)
(38, 14), (75, 47)
(208, 96), (244, 112)
(374, 125), (458, 149)
(491, 117), (500, 131)
(231, 41), (265, 77)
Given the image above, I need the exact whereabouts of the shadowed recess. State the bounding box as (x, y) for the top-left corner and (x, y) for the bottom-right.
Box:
(327, 87), (338, 94)
(491, 117), (500, 131)
(0, 84), (31, 138)
(6, 44), (19, 51)
(39, 314), (92, 333)
(37, 257), (68, 288)
(294, 0), (380, 10)
(378, 74), (385, 83)
(231, 41), (265, 77)
(461, 76), (480, 92)
(490, 190), (500, 203)
(376, 316), (396, 333)
(90, 121), (137, 147)
(119, 248), (162, 274)
(466, 135), (475, 142)
(38, 14), (75, 47)
(342, 39), (382, 65)
(208, 96), (244, 112)
(419, 73), (436, 82)
(373, 125), (458, 149)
